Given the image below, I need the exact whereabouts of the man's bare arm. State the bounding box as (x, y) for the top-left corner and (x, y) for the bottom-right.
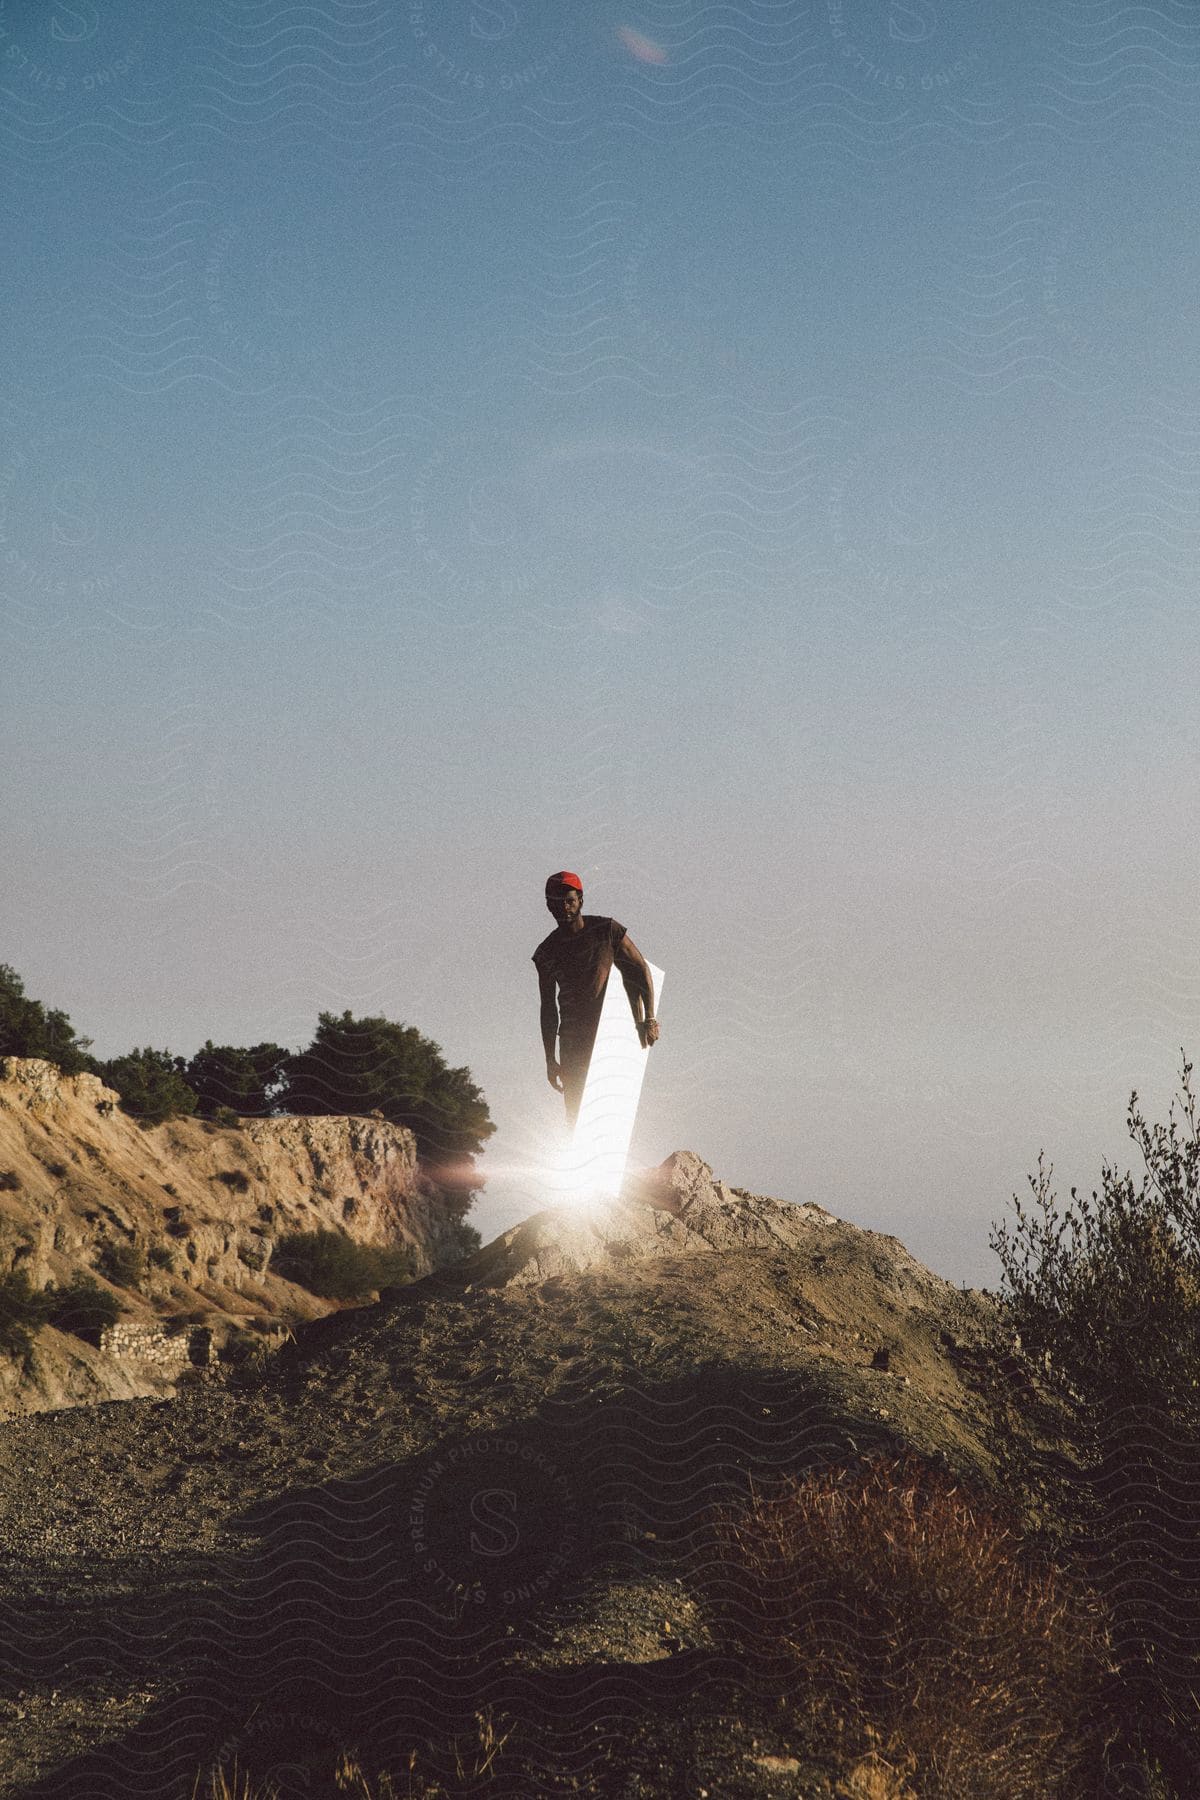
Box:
(538, 966), (563, 1089)
(614, 935), (660, 1046)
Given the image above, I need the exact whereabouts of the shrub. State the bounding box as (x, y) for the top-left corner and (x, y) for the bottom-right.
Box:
(270, 1228), (416, 1300)
(43, 1160), (68, 1180)
(215, 1170), (251, 1193)
(217, 1329), (278, 1393)
(96, 1241), (146, 1288)
(443, 1217), (482, 1262)
(0, 1270), (56, 1358)
(991, 1053), (1200, 1786)
(0, 1171), (20, 1192)
(218, 1327), (258, 1366)
(148, 1244), (176, 1272)
(44, 1273), (123, 1338)
(690, 1454), (1111, 1800)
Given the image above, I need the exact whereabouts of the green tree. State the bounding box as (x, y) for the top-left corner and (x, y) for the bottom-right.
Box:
(184, 1040), (289, 1118)
(280, 1011), (494, 1195)
(99, 1047), (199, 1125)
(0, 964), (96, 1075)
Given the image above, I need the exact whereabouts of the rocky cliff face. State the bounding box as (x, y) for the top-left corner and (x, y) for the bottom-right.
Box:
(0, 1057), (462, 1416)
(467, 1150), (846, 1287)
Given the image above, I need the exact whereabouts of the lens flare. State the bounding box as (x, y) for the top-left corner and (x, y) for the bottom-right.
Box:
(553, 961), (664, 1203)
(617, 25), (668, 64)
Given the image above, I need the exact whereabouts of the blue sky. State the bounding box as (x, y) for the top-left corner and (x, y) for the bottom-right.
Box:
(4, 0), (1200, 1283)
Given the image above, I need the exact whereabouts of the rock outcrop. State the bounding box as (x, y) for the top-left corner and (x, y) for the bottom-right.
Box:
(436, 1150), (1000, 1469)
(461, 1150), (837, 1288)
(0, 1057), (463, 1415)
(464, 1149), (958, 1306)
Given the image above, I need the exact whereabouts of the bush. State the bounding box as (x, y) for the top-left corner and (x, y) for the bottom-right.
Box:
(215, 1170), (251, 1193)
(44, 1273), (123, 1337)
(217, 1329), (279, 1393)
(98, 1047), (199, 1125)
(690, 1454), (1111, 1800)
(96, 1241), (145, 1288)
(218, 1327), (258, 1366)
(991, 1053), (1200, 1786)
(270, 1228), (416, 1300)
(0, 1270), (56, 1358)
(148, 1244), (176, 1272)
(0, 1171), (20, 1192)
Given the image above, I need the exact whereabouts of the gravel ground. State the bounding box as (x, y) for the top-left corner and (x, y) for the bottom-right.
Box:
(0, 1236), (1017, 1798)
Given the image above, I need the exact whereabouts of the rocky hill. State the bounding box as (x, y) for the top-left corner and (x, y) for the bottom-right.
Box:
(0, 1148), (1048, 1800)
(0, 1057), (466, 1416)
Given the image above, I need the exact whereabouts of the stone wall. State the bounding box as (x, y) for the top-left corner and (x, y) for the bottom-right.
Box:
(99, 1321), (214, 1368)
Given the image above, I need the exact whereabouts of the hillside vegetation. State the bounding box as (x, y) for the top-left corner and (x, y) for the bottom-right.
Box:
(0, 963), (494, 1186)
(0, 1057), (475, 1415)
(2, 957), (1199, 1796)
(0, 1149), (1112, 1799)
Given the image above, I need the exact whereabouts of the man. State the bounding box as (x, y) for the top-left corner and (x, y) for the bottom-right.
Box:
(533, 871), (661, 1127)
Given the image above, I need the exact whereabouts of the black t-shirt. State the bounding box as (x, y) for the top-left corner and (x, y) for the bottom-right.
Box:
(533, 915), (627, 1048)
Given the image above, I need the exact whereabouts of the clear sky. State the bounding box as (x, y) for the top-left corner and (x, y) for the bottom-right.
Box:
(4, 0), (1199, 1286)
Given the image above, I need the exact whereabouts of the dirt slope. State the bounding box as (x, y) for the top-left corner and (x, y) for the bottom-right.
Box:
(0, 1057), (463, 1415)
(0, 1151), (1041, 1798)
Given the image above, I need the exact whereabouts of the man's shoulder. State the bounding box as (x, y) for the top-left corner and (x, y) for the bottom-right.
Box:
(532, 929), (560, 968)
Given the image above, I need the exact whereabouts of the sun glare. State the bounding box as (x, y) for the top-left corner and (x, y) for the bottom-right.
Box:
(550, 961), (665, 1205)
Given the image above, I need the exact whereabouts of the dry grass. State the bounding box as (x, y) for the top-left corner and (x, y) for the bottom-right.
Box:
(191, 1708), (511, 1800)
(690, 1453), (1113, 1800)
(836, 1742), (918, 1800)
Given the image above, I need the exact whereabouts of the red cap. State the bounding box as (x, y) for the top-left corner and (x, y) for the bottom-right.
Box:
(545, 870), (583, 894)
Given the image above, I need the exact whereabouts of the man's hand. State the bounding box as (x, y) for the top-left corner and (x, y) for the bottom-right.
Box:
(639, 1018), (661, 1048)
(546, 1060), (564, 1092)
